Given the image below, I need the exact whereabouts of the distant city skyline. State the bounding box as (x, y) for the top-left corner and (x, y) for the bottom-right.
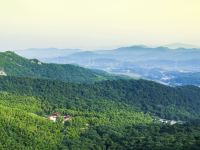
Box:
(0, 0), (199, 50)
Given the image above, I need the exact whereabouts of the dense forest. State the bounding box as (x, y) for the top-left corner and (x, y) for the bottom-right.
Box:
(0, 93), (63, 149)
(0, 52), (199, 149)
(0, 88), (200, 149)
(0, 76), (199, 121)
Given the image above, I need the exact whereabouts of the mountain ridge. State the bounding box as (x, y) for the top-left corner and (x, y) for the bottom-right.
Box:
(0, 51), (125, 83)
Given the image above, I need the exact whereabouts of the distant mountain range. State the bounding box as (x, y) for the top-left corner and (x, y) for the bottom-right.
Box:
(15, 45), (200, 86)
(164, 43), (199, 49)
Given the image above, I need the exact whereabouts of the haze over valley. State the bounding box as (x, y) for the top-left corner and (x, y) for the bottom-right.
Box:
(15, 45), (200, 87)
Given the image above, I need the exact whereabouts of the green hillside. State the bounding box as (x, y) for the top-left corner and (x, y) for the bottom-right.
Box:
(0, 92), (154, 149)
(0, 83), (199, 149)
(0, 51), (122, 83)
(0, 52), (200, 149)
(0, 76), (200, 121)
(0, 92), (43, 113)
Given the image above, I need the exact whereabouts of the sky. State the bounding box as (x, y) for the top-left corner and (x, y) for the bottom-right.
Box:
(0, 0), (200, 50)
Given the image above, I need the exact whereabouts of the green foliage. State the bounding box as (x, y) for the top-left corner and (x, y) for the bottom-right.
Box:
(67, 122), (200, 150)
(0, 76), (199, 121)
(58, 100), (153, 139)
(55, 110), (200, 150)
(0, 92), (43, 114)
(0, 92), (153, 149)
(0, 51), (123, 83)
(0, 104), (63, 150)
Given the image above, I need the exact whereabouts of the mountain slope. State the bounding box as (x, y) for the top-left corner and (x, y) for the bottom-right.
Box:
(0, 90), (154, 149)
(0, 106), (62, 150)
(0, 51), (123, 83)
(0, 76), (199, 121)
(0, 77), (200, 149)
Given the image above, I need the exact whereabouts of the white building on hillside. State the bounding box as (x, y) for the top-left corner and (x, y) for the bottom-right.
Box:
(48, 112), (71, 123)
(0, 70), (7, 76)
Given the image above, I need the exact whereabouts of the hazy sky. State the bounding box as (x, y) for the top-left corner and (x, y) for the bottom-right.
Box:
(0, 0), (199, 50)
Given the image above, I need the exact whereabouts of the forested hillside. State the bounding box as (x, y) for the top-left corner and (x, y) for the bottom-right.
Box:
(0, 76), (200, 121)
(0, 51), (123, 83)
(0, 52), (200, 149)
(0, 93), (63, 149)
(0, 91), (154, 149)
(0, 80), (199, 149)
